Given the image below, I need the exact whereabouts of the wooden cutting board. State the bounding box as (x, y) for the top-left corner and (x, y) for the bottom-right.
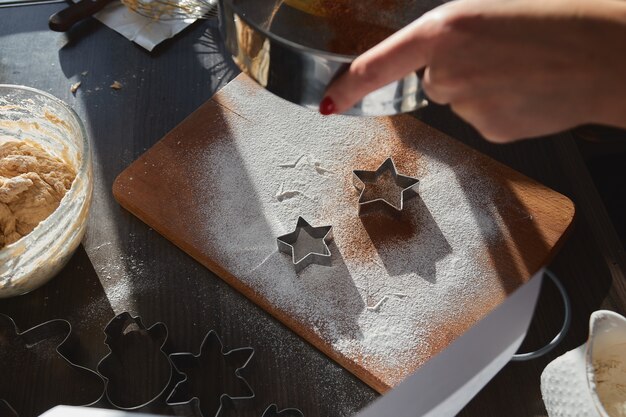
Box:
(113, 74), (574, 393)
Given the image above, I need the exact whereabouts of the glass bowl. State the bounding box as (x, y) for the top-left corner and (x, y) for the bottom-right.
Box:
(0, 85), (93, 297)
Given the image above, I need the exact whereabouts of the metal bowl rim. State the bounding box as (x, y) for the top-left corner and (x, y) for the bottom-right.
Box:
(221, 0), (363, 62)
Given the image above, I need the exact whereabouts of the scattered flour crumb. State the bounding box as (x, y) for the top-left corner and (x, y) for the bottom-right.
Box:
(70, 82), (81, 94)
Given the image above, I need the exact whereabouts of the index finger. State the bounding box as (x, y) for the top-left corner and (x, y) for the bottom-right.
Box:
(320, 16), (439, 115)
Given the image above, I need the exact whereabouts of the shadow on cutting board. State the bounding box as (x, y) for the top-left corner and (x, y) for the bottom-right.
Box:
(360, 194), (451, 282)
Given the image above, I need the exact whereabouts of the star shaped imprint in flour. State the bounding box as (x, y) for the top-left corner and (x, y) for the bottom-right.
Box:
(353, 157), (419, 216)
(277, 217), (333, 272)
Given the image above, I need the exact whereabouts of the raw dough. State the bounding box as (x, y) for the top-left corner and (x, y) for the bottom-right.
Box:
(0, 138), (76, 249)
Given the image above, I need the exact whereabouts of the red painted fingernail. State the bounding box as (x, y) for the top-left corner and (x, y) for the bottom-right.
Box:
(319, 96), (335, 115)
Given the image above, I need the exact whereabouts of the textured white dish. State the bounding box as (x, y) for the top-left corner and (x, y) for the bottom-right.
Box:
(541, 310), (626, 417)
(542, 344), (600, 417)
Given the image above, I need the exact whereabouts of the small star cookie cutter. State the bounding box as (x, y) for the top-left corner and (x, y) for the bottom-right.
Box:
(352, 157), (419, 216)
(277, 217), (333, 273)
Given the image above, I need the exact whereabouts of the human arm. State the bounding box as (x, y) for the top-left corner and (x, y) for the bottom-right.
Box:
(320, 0), (626, 142)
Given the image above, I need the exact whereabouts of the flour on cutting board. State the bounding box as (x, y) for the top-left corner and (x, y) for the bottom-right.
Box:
(177, 81), (532, 388)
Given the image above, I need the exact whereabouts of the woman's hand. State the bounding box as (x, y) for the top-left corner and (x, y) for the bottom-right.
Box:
(320, 0), (626, 142)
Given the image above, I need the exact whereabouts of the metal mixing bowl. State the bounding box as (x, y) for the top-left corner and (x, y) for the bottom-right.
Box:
(218, 0), (440, 115)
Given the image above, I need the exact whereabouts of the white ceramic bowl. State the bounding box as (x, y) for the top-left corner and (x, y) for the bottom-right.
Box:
(0, 85), (93, 297)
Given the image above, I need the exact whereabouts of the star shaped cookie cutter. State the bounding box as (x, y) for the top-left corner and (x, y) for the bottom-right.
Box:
(277, 217), (333, 272)
(166, 330), (255, 417)
(352, 157), (419, 216)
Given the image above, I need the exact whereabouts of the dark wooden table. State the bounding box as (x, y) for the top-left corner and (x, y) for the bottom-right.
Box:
(1, 7), (625, 417)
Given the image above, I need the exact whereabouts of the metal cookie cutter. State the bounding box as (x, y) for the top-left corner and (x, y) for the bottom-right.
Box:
(219, 398), (304, 417)
(166, 330), (255, 417)
(277, 217), (334, 273)
(97, 312), (173, 410)
(0, 399), (18, 417)
(262, 404), (304, 417)
(352, 157), (419, 216)
(0, 314), (105, 416)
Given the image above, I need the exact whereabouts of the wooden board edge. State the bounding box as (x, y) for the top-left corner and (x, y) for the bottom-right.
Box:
(114, 162), (576, 395)
(111, 82), (578, 394)
(539, 198), (577, 269)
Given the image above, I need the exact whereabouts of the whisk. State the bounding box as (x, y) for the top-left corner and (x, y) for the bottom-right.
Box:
(121, 0), (218, 20)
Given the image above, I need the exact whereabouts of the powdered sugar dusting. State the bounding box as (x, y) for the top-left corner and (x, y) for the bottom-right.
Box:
(170, 79), (534, 390)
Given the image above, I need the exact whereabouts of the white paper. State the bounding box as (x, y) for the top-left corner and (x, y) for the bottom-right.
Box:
(92, 1), (195, 51)
(40, 406), (157, 417)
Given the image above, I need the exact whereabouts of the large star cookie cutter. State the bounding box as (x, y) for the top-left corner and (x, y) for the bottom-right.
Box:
(277, 217), (333, 273)
(352, 157), (419, 216)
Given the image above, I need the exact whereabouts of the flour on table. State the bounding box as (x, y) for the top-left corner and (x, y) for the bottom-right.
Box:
(172, 80), (533, 388)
